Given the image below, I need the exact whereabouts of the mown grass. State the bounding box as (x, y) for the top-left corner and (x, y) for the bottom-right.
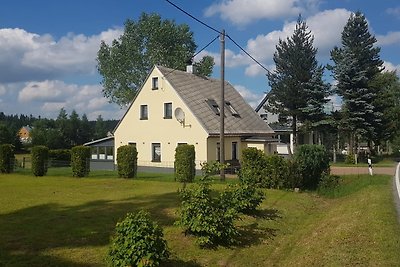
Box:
(0, 170), (399, 266)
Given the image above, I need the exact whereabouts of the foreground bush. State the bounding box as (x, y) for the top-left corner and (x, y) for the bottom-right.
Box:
(263, 154), (289, 189)
(0, 144), (15, 173)
(294, 145), (330, 189)
(108, 210), (169, 267)
(177, 161), (239, 247)
(174, 144), (196, 183)
(71, 146), (90, 177)
(31, 146), (49, 176)
(117, 145), (138, 178)
(219, 183), (265, 214)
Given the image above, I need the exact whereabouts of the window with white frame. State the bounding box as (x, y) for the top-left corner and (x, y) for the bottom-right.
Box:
(152, 143), (161, 162)
(164, 102), (172, 119)
(152, 77), (159, 90)
(140, 105), (148, 120)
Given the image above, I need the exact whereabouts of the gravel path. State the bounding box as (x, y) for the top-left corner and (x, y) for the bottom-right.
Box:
(331, 166), (396, 176)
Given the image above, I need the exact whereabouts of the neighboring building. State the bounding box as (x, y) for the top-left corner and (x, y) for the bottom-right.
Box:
(18, 125), (32, 143)
(84, 136), (115, 170)
(113, 65), (276, 171)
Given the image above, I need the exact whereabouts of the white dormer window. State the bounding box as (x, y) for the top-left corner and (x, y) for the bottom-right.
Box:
(225, 101), (239, 117)
(206, 99), (220, 115)
(152, 77), (159, 90)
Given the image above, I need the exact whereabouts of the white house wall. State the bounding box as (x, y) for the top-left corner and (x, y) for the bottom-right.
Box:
(114, 67), (209, 169)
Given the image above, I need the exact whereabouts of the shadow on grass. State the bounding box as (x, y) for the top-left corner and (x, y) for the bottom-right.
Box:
(0, 191), (181, 266)
(162, 258), (202, 267)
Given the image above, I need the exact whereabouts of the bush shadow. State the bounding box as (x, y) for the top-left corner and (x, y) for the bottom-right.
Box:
(0, 190), (181, 266)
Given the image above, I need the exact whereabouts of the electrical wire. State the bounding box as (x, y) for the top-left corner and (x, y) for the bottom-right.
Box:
(193, 34), (219, 59)
(226, 35), (272, 75)
(164, 0), (222, 34)
(164, 0), (273, 75)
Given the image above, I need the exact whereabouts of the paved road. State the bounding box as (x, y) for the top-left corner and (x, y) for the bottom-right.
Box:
(331, 166), (396, 176)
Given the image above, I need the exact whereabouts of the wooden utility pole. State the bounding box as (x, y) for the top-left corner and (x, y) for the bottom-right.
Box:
(220, 29), (225, 180)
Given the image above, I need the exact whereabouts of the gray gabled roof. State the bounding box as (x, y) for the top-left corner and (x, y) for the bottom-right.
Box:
(157, 66), (274, 136)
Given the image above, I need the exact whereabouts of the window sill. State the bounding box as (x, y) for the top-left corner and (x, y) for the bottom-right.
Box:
(151, 160), (161, 163)
(163, 116), (172, 119)
(140, 118), (148, 120)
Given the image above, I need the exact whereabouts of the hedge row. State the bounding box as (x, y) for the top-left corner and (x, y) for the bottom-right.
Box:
(71, 146), (91, 177)
(174, 144), (196, 183)
(31, 145), (49, 176)
(240, 145), (330, 190)
(117, 145), (138, 178)
(0, 144), (15, 173)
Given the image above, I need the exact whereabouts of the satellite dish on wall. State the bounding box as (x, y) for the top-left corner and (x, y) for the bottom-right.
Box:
(174, 107), (185, 124)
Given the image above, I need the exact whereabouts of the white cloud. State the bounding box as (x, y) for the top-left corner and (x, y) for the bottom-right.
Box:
(0, 27), (123, 83)
(377, 31), (400, 46)
(221, 9), (351, 77)
(234, 84), (264, 108)
(0, 85), (6, 96)
(15, 80), (121, 120)
(386, 7), (400, 18)
(205, 0), (321, 26)
(383, 61), (400, 74)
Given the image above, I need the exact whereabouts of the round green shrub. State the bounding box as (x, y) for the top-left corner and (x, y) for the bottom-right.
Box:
(117, 145), (138, 178)
(108, 210), (169, 267)
(293, 144), (330, 189)
(0, 144), (15, 173)
(31, 145), (49, 176)
(174, 144), (196, 183)
(71, 146), (91, 177)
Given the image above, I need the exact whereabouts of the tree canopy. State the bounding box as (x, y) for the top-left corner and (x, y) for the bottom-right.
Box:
(97, 13), (214, 106)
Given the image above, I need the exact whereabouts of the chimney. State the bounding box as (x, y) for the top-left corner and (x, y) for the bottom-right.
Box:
(186, 64), (196, 74)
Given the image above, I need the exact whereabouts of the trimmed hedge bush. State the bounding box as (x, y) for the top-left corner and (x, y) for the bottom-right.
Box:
(293, 144), (330, 189)
(0, 144), (15, 173)
(117, 145), (138, 178)
(71, 146), (91, 177)
(174, 144), (196, 182)
(31, 145), (49, 176)
(239, 147), (268, 186)
(108, 210), (169, 267)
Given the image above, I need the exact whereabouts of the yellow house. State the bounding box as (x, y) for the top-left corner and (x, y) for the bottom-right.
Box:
(18, 125), (32, 143)
(113, 65), (276, 170)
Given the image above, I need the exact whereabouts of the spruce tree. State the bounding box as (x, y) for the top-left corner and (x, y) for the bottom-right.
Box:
(329, 11), (383, 153)
(267, 16), (330, 150)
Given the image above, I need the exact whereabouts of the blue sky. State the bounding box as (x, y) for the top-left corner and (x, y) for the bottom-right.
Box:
(0, 0), (399, 120)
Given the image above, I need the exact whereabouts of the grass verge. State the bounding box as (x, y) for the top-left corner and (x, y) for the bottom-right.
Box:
(0, 171), (399, 266)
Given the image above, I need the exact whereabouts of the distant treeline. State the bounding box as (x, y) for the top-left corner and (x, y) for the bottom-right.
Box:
(0, 110), (118, 151)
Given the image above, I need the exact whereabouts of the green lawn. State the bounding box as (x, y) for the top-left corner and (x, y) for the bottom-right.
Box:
(1, 170), (399, 266)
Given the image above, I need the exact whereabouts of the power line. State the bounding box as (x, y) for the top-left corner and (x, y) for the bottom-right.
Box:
(164, 0), (272, 75)
(193, 34), (219, 59)
(164, 0), (222, 34)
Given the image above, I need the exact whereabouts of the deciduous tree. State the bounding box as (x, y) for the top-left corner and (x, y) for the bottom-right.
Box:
(97, 13), (214, 106)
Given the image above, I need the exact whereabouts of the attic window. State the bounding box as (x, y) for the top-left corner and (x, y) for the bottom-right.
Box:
(225, 101), (240, 117)
(152, 77), (158, 90)
(206, 99), (220, 115)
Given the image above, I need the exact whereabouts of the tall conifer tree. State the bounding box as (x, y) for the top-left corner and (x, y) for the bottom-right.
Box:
(329, 11), (383, 152)
(267, 16), (330, 150)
